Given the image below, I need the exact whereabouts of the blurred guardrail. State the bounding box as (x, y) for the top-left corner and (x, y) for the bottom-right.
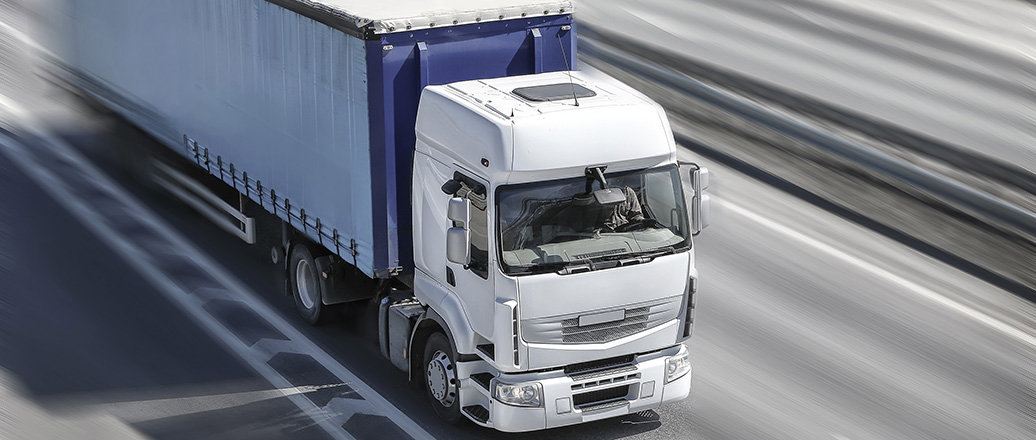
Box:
(577, 28), (1036, 299)
(580, 36), (1036, 238)
(581, 26), (1036, 199)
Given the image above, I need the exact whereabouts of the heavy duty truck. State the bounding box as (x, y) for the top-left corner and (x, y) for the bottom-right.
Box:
(52, 0), (711, 431)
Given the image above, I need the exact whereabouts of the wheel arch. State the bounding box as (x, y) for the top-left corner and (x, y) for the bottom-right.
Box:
(408, 308), (456, 384)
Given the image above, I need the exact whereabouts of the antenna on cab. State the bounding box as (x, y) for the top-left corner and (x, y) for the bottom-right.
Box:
(557, 35), (579, 106)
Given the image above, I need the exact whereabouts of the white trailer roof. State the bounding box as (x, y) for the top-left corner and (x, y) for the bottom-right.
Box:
(302, 0), (573, 34)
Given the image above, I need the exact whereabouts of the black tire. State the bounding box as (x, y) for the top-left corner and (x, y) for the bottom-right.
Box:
(288, 243), (334, 325)
(423, 332), (463, 424)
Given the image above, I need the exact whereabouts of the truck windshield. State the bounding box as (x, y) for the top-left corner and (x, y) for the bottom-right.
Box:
(497, 165), (689, 276)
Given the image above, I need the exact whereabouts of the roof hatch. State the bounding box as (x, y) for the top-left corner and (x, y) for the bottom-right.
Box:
(512, 83), (597, 102)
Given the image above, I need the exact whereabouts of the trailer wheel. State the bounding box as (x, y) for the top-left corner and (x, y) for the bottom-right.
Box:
(423, 332), (463, 423)
(288, 243), (333, 325)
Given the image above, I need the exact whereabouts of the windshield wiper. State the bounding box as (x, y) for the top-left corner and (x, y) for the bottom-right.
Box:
(635, 246), (679, 258)
(594, 246), (677, 264)
(509, 247), (680, 276)
(514, 258), (602, 275)
(556, 261), (595, 275)
(560, 247), (678, 274)
(509, 259), (592, 276)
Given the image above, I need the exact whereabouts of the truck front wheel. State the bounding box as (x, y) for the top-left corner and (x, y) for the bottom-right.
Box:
(423, 332), (463, 423)
(288, 243), (333, 325)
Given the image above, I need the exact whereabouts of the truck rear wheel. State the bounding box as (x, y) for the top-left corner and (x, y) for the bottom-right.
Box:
(423, 332), (463, 424)
(288, 243), (334, 325)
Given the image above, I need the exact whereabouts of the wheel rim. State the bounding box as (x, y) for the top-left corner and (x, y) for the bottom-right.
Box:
(295, 259), (318, 310)
(426, 350), (456, 407)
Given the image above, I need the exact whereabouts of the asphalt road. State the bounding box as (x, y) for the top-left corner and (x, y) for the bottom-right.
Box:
(0, 136), (336, 440)
(2, 2), (1034, 439)
(2, 104), (1031, 439)
(576, 0), (1036, 175)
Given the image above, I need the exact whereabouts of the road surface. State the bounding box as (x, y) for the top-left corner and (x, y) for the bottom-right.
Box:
(1, 1), (1034, 438)
(1, 105), (1031, 439)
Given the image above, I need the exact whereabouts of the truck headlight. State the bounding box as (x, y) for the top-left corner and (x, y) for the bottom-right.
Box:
(666, 347), (691, 383)
(493, 381), (543, 407)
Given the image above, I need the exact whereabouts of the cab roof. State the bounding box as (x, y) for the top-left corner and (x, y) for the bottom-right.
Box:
(416, 71), (677, 184)
(440, 71), (665, 122)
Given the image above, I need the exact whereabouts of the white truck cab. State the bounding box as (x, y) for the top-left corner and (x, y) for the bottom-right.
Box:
(407, 70), (706, 431)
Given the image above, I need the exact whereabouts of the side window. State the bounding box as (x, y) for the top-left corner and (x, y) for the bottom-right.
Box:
(457, 181), (490, 279)
(644, 171), (683, 235)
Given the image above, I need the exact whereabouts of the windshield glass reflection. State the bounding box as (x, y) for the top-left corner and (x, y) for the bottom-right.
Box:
(497, 165), (689, 275)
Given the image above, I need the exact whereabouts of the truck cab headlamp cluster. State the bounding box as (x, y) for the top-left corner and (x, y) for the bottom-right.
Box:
(493, 381), (543, 407)
(666, 347), (691, 383)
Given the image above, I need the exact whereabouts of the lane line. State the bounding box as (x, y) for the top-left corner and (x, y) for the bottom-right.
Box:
(0, 369), (147, 440)
(76, 384), (355, 424)
(0, 133), (352, 440)
(0, 21), (434, 436)
(0, 112), (435, 439)
(715, 196), (1036, 348)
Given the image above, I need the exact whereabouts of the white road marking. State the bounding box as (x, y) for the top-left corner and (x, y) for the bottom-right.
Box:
(0, 131), (351, 440)
(1, 23), (434, 438)
(73, 384), (356, 424)
(0, 21), (41, 52)
(0, 112), (435, 439)
(0, 369), (147, 440)
(716, 196), (1036, 348)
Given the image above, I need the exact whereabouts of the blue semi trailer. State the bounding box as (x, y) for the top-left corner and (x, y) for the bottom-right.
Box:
(55, 0), (711, 431)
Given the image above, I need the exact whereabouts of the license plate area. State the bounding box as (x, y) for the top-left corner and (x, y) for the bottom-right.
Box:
(578, 309), (625, 327)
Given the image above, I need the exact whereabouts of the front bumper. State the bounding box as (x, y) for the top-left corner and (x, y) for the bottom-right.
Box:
(471, 344), (691, 432)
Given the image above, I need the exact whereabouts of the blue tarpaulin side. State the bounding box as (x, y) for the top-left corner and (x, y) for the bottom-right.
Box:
(364, 16), (576, 277)
(63, 0), (576, 280)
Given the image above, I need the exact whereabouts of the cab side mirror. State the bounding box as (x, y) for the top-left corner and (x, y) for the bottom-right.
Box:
(691, 167), (711, 234)
(446, 197), (471, 265)
(679, 162), (711, 235)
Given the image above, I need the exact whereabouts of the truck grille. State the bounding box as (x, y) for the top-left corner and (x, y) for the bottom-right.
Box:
(522, 297), (681, 344)
(573, 385), (631, 409)
(564, 354), (635, 375)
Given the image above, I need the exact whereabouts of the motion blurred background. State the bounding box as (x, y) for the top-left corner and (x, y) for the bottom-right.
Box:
(1, 1), (1034, 439)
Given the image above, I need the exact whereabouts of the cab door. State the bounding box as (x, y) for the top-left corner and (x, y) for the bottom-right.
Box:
(444, 168), (496, 339)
